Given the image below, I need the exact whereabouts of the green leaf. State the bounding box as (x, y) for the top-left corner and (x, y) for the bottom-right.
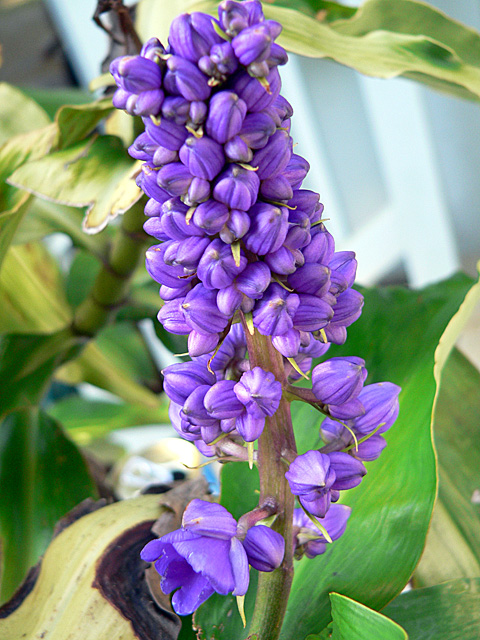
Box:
(414, 349), (480, 585)
(279, 273), (475, 638)
(0, 114), (56, 267)
(8, 135), (142, 234)
(330, 592), (407, 640)
(0, 243), (72, 334)
(0, 329), (81, 418)
(0, 83), (51, 145)
(55, 323), (161, 407)
(0, 407), (97, 602)
(384, 579), (480, 640)
(65, 251), (102, 309)
(47, 395), (170, 446)
(186, 0), (480, 104)
(13, 199), (110, 257)
(54, 97), (115, 150)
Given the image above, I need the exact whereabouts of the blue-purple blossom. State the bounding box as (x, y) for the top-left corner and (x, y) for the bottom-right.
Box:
(141, 500), (249, 615)
(285, 450), (366, 517)
(312, 356), (368, 407)
(293, 504), (351, 559)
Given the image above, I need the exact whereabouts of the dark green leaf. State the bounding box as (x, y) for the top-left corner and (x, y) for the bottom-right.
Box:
(0, 329), (81, 418)
(66, 251), (102, 309)
(414, 349), (480, 585)
(280, 274), (475, 638)
(384, 579), (480, 640)
(0, 408), (97, 602)
(330, 592), (407, 639)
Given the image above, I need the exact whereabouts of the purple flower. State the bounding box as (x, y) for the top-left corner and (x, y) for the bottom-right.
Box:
(197, 238), (247, 290)
(285, 450), (366, 517)
(354, 382), (401, 435)
(110, 54), (164, 117)
(253, 283), (300, 336)
(164, 56), (211, 101)
(251, 130), (292, 180)
(293, 504), (351, 559)
(244, 203), (289, 255)
(232, 23), (273, 66)
(213, 164), (260, 210)
(141, 500), (249, 615)
(182, 283), (230, 335)
(312, 356), (367, 407)
(234, 367), (282, 419)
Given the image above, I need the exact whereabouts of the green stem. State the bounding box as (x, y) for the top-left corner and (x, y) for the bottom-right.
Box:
(242, 319), (296, 640)
(71, 200), (148, 337)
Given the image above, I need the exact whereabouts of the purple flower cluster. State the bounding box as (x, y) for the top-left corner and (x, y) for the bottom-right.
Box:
(111, 0), (363, 361)
(141, 499), (284, 615)
(111, 0), (402, 620)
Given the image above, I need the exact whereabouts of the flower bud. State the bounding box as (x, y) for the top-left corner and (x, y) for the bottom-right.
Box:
(283, 153), (310, 188)
(292, 294), (334, 332)
(232, 67), (281, 112)
(354, 382), (401, 435)
(169, 12), (223, 63)
(242, 525), (285, 571)
(157, 162), (193, 196)
(244, 203), (288, 255)
(193, 199), (230, 234)
(197, 238), (247, 290)
(260, 174), (293, 201)
(165, 56), (211, 101)
(206, 91), (247, 144)
(161, 96), (190, 124)
(224, 136), (253, 163)
(188, 330), (220, 357)
(162, 361), (215, 405)
(213, 165), (260, 210)
(157, 298), (191, 334)
(182, 284), (230, 334)
(144, 116), (188, 150)
(312, 356), (367, 406)
(288, 264), (331, 296)
(185, 176), (211, 205)
(238, 112), (276, 149)
(235, 261), (271, 298)
(204, 380), (245, 419)
(272, 328), (301, 357)
(179, 136), (225, 180)
(252, 130), (292, 180)
(136, 165), (170, 202)
(232, 23), (273, 66)
(220, 209), (251, 242)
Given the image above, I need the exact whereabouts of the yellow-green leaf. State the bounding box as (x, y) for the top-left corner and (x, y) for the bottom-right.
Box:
(0, 243), (72, 334)
(8, 136), (142, 234)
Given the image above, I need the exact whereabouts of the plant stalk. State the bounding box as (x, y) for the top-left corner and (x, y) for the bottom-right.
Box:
(71, 200), (148, 337)
(242, 319), (297, 640)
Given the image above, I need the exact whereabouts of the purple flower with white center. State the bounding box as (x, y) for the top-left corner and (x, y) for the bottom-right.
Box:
(206, 91), (248, 143)
(141, 500), (249, 615)
(234, 367), (282, 419)
(242, 525), (285, 571)
(253, 283), (300, 336)
(285, 450), (366, 517)
(293, 504), (351, 559)
(312, 356), (367, 407)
